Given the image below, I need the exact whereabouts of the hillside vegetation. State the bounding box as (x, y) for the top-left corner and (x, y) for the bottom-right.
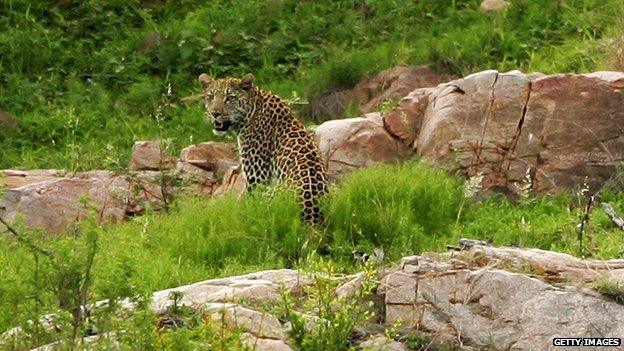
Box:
(1, 0), (623, 169)
(2, 1), (624, 349)
(2, 162), (624, 348)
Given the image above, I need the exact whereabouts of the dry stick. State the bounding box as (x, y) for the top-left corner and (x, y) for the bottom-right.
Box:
(179, 93), (204, 106)
(601, 202), (624, 231)
(578, 195), (596, 256)
(0, 215), (56, 263)
(71, 230), (99, 346)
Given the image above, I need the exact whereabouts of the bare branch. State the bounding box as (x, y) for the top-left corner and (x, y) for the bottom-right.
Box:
(578, 195), (595, 256)
(601, 202), (624, 231)
(179, 93), (204, 106)
(0, 215), (56, 262)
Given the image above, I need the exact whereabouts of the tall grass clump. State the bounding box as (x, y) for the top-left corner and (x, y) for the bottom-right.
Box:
(324, 161), (464, 259)
(91, 187), (309, 300)
(148, 188), (309, 270)
(458, 195), (583, 251)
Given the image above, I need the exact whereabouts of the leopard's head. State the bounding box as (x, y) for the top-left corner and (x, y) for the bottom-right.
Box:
(198, 73), (256, 136)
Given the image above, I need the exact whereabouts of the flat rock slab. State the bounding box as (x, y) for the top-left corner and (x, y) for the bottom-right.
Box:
(359, 335), (409, 351)
(1, 169), (67, 189)
(240, 333), (294, 351)
(149, 269), (312, 313)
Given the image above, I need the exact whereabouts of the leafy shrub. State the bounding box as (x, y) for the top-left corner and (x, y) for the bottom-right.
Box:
(277, 258), (378, 351)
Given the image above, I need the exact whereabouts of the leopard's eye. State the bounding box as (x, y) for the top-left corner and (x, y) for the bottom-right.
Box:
(205, 94), (214, 101)
(226, 94), (237, 102)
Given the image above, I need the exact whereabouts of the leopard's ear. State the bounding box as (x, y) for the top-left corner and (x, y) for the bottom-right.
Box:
(239, 73), (254, 90)
(198, 73), (212, 88)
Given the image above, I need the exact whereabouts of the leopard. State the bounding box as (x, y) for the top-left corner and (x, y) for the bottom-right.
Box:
(198, 73), (328, 225)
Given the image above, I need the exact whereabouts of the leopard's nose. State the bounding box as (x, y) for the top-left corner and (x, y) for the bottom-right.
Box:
(211, 111), (223, 118)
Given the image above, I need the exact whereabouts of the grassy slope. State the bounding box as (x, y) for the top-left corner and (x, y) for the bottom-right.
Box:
(2, 162), (624, 334)
(2, 1), (624, 347)
(1, 0), (623, 169)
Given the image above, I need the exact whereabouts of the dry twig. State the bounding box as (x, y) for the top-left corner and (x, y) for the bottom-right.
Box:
(601, 202), (624, 231)
(0, 215), (56, 261)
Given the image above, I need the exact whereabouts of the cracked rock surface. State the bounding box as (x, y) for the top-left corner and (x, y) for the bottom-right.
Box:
(383, 70), (624, 196)
(379, 247), (624, 351)
(314, 112), (414, 180)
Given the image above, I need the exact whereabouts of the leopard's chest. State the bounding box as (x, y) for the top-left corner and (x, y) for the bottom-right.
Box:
(237, 125), (273, 166)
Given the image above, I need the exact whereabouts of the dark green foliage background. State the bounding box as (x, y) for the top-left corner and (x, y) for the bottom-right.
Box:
(1, 1), (624, 348)
(1, 0), (622, 169)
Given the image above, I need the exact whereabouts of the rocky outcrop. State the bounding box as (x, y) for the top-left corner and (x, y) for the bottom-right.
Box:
(3, 269), (308, 350)
(314, 69), (624, 195)
(0, 170), (178, 234)
(305, 66), (455, 121)
(382, 70), (624, 196)
(128, 140), (175, 171)
(0, 141), (243, 234)
(176, 141), (239, 196)
(380, 244), (624, 350)
(0, 172), (130, 234)
(314, 112), (414, 180)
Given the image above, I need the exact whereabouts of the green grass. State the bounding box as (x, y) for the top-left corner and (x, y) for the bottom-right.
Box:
(324, 162), (464, 259)
(1, 0), (623, 170)
(2, 1), (624, 348)
(0, 189), (308, 330)
(2, 161), (624, 346)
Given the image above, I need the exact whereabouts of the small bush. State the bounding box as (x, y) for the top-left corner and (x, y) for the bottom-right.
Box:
(277, 258), (378, 351)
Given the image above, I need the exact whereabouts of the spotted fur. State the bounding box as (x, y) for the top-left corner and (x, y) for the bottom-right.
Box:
(198, 73), (328, 224)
